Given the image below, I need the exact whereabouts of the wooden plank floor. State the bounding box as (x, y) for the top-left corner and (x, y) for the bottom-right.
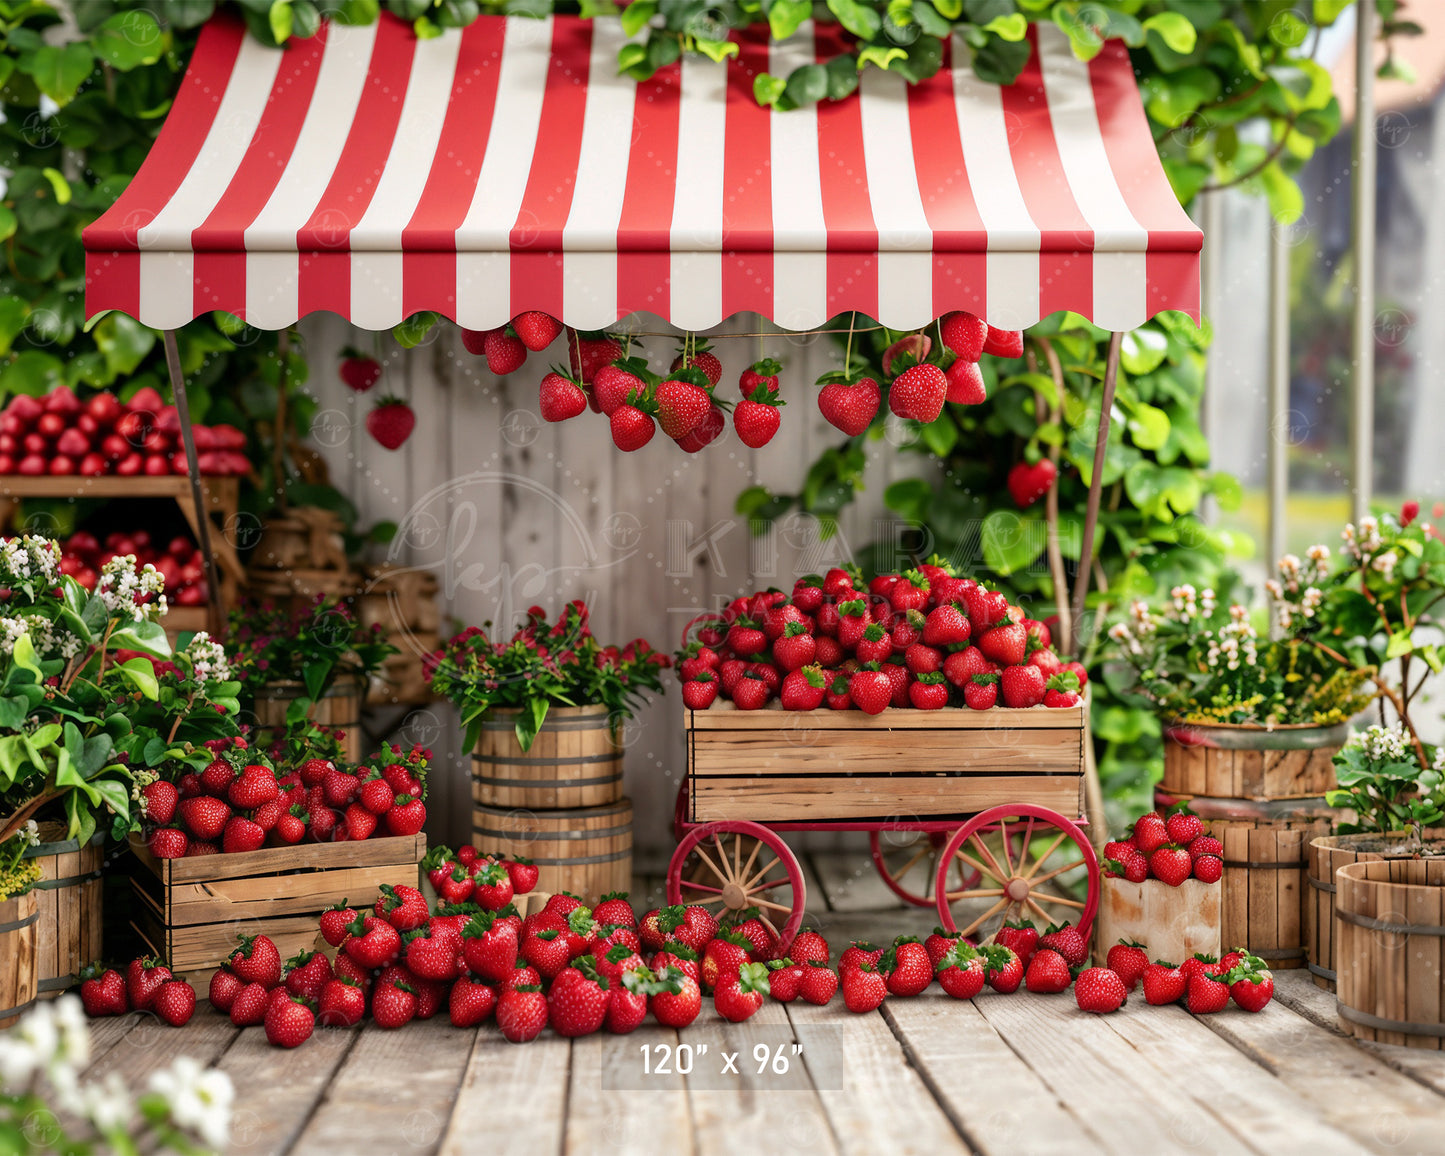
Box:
(61, 853), (1445, 1156)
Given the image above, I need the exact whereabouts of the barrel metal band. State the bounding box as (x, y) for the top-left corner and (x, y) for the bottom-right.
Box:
(0, 997), (36, 1020)
(522, 850), (631, 867)
(474, 773), (624, 789)
(1337, 1001), (1445, 1038)
(480, 715), (613, 732)
(1336, 908), (1445, 936)
(472, 753), (621, 767)
(38, 976), (75, 993)
(1308, 961), (1337, 982)
(0, 910), (39, 934)
(1247, 947), (1305, 960)
(33, 869), (103, 891)
(472, 823), (633, 841)
(1307, 874), (1336, 894)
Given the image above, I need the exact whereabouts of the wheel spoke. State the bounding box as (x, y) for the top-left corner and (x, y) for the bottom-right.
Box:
(1025, 897), (1053, 925)
(954, 850), (997, 884)
(742, 855), (781, 891)
(679, 880), (724, 895)
(1038, 894), (1086, 910)
(749, 898), (793, 914)
(999, 826), (1015, 875)
(1017, 817), (1035, 867)
(739, 838), (762, 886)
(959, 898), (1009, 939)
(698, 895), (729, 906)
(712, 835), (735, 883)
(749, 877), (790, 893)
(692, 844), (729, 886)
(969, 833), (1008, 882)
(732, 834), (742, 881)
(1022, 832), (1069, 879)
(1029, 859), (1085, 888)
(953, 888), (1006, 900)
(758, 912), (779, 938)
(889, 846), (930, 884)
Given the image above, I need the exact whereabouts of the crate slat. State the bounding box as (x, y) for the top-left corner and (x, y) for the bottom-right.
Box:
(692, 774), (1083, 822)
(686, 703), (1085, 730)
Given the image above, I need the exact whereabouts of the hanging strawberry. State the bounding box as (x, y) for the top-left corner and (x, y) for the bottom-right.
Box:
(888, 364), (947, 424)
(739, 358), (781, 397)
(483, 328), (527, 375)
(366, 397), (416, 450)
(944, 358), (986, 405)
(593, 358), (649, 416)
(611, 403), (656, 452)
(510, 311), (563, 352)
(734, 387), (783, 448)
(655, 367), (713, 439)
(338, 347), (381, 392)
(568, 329), (626, 384)
(675, 404), (727, 453)
(1007, 459), (1057, 508)
(881, 333), (931, 377)
(983, 325), (1024, 359)
(938, 311), (987, 361)
(816, 372), (880, 436)
(670, 338), (722, 387)
(538, 370), (588, 423)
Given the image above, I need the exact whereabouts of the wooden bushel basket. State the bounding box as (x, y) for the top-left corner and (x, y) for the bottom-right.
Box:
(471, 705), (624, 810)
(1161, 721), (1346, 801)
(1336, 858), (1445, 1048)
(0, 890), (39, 1028)
(23, 826), (104, 998)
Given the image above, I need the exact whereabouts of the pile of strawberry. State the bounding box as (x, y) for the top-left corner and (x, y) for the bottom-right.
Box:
(677, 564), (1087, 713)
(1100, 806), (1224, 887)
(459, 309), (1022, 455)
(142, 741), (429, 860)
(78, 956), (197, 1026)
(59, 528), (209, 607)
(0, 386), (250, 478)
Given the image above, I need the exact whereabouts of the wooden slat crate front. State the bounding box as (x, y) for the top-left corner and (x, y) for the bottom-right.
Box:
(686, 703), (1085, 823)
(129, 834), (426, 972)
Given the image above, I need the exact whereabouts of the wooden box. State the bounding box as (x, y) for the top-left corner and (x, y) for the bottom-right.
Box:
(1161, 722), (1346, 801)
(1095, 877), (1221, 966)
(129, 834), (426, 972)
(684, 702), (1086, 823)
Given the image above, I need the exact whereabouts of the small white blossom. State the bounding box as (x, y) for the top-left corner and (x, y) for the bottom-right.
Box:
(19, 819), (39, 849)
(96, 555), (168, 623)
(183, 631), (231, 686)
(80, 1070), (132, 1133)
(148, 1056), (233, 1150)
(1372, 550), (1399, 577)
(1351, 723), (1410, 764)
(1170, 584), (1199, 621)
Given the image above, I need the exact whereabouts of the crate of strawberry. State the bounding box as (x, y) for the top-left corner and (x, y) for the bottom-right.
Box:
(1094, 805), (1224, 966)
(129, 739), (430, 972)
(678, 564), (1090, 824)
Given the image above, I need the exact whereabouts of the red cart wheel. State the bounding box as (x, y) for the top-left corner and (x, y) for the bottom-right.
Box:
(869, 831), (981, 906)
(672, 780), (689, 844)
(934, 805), (1099, 944)
(667, 821), (806, 953)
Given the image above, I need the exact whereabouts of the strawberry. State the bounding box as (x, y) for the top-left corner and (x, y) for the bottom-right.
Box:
(882, 662), (912, 708)
(796, 961), (838, 1006)
(449, 975), (499, 1027)
(318, 977), (366, 1027)
(855, 623), (892, 664)
(773, 621), (817, 672)
(207, 967), (244, 1014)
(934, 943), (986, 1000)
(605, 968), (653, 1034)
(1185, 970), (1231, 1014)
(148, 827), (189, 859)
(593, 364), (646, 416)
(611, 405), (656, 452)
(983, 325), (1024, 359)
(767, 958), (804, 1002)
(568, 333), (626, 383)
(366, 397), (415, 450)
(1042, 683), (1080, 709)
(817, 374), (880, 436)
(495, 984), (547, 1041)
(339, 348), (383, 391)
(222, 815), (266, 854)
(888, 363), (947, 423)
(700, 930), (753, 990)
(200, 760), (237, 797)
(1103, 839), (1136, 863)
(650, 967), (703, 1028)
(908, 672), (948, 709)
(922, 604), (970, 647)
(1105, 941), (1150, 991)
(322, 768), (359, 809)
(733, 393), (783, 448)
(483, 328), (528, 374)
(670, 905), (718, 953)
(473, 861), (515, 911)
(824, 673), (852, 710)
(651, 941), (700, 985)
(939, 310), (987, 361)
(228, 767), (279, 810)
(841, 963), (887, 1013)
(993, 920), (1040, 967)
(904, 642), (942, 674)
(141, 780), (179, 825)
(375, 883), (429, 931)
(849, 669), (892, 715)
(1006, 459), (1056, 508)
(178, 796), (230, 841)
(656, 377), (711, 439)
(522, 929), (573, 981)
(1038, 922), (1088, 968)
(547, 956), (611, 1037)
(738, 358), (781, 395)
(1149, 844), (1192, 887)
(343, 915), (402, 970)
(1141, 962), (1187, 1005)
(1061, 660), (1089, 688)
(671, 346), (723, 386)
(984, 944), (1023, 993)
(386, 795), (427, 837)
(715, 961), (769, 1022)
(332, 952), (373, 996)
(230, 982), (273, 1027)
(1165, 808), (1205, 845)
(1219, 949), (1247, 973)
(944, 356), (987, 405)
(731, 673), (771, 710)
(275, 807), (308, 844)
(1074, 967), (1127, 1014)
(79, 964), (128, 1017)
(1188, 835), (1223, 861)
(1193, 854), (1223, 884)
(978, 620), (1027, 667)
(264, 994), (314, 1047)
(404, 927), (462, 982)
(284, 950), (333, 1000)
(320, 901), (358, 948)
(682, 673), (719, 709)
(781, 665), (828, 711)
(1179, 953), (1222, 984)
(591, 892), (635, 929)
(512, 311), (563, 351)
(1227, 963), (1275, 1013)
(437, 863), (476, 906)
(372, 980), (418, 1030)
(838, 941), (885, 973)
(963, 671), (999, 710)
(790, 929), (830, 965)
(147, 979), (194, 1027)
(1024, 948), (1072, 994)
(538, 369), (591, 422)
(504, 857), (540, 894)
(883, 938), (933, 997)
(924, 928), (964, 969)
(1132, 813), (1169, 855)
(229, 933), (282, 988)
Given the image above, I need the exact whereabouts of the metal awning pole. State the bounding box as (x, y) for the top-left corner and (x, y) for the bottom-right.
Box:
(1268, 219), (1291, 593)
(162, 330), (225, 632)
(1071, 331), (1123, 645)
(1351, 0), (1377, 523)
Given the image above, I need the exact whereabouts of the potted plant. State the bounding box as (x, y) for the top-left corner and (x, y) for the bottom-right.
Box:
(426, 600), (669, 810)
(1307, 722), (1445, 988)
(226, 595), (395, 761)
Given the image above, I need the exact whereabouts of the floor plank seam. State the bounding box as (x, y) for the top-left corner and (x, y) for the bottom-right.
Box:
(558, 1036), (575, 1156)
(804, 851), (837, 913)
(780, 1004), (850, 1155)
(877, 1003), (984, 1156)
(279, 1023), (365, 1155)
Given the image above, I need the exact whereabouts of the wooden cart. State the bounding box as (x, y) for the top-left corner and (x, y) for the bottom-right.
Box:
(669, 699), (1100, 953)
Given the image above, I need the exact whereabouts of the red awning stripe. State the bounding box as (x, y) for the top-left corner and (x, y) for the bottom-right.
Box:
(83, 12), (1201, 332)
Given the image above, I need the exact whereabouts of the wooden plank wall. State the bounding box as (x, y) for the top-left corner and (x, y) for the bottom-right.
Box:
(296, 314), (938, 857)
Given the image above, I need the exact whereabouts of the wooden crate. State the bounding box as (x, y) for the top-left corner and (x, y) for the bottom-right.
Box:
(129, 834), (426, 972)
(1096, 877), (1221, 966)
(1160, 722), (1346, 801)
(685, 702), (1086, 823)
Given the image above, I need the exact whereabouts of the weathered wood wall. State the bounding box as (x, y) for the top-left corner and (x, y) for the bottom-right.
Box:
(297, 314), (937, 856)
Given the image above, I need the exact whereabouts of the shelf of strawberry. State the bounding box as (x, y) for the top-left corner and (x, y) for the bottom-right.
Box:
(60, 529), (210, 608)
(0, 386), (251, 478)
(677, 564), (1087, 714)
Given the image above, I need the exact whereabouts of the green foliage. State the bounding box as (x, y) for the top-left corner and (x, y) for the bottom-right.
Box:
(1328, 725), (1445, 838)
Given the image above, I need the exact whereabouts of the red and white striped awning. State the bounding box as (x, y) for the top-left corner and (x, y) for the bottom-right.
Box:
(84, 13), (1200, 334)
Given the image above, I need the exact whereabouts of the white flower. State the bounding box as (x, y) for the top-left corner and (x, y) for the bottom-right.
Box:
(81, 1071), (133, 1133)
(51, 995), (90, 1070)
(149, 1056), (233, 1150)
(183, 631), (232, 686)
(1351, 723), (1410, 764)
(19, 819), (39, 849)
(1170, 584), (1199, 621)
(1372, 550), (1399, 576)
(96, 556), (168, 623)
(1307, 543), (1330, 564)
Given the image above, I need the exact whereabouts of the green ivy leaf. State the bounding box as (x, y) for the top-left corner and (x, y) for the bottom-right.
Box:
(920, 413), (959, 456)
(785, 63), (828, 107)
(91, 11), (165, 70)
(23, 42), (95, 106)
(767, 0), (811, 40)
(982, 13), (1028, 41)
(269, 0), (294, 43)
(692, 37), (739, 64)
(825, 54), (860, 100)
(1126, 403), (1171, 451)
(393, 311), (439, 348)
(621, 0), (657, 36)
(981, 509), (1044, 575)
(1142, 12), (1197, 55)
(858, 44), (908, 72)
(827, 0), (883, 39)
(753, 72), (787, 106)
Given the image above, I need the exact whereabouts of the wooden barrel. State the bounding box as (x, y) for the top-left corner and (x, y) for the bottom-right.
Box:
(1336, 858), (1445, 1048)
(1164, 792), (1337, 969)
(1161, 721), (1346, 801)
(0, 890), (39, 1028)
(471, 798), (632, 903)
(24, 826), (103, 998)
(471, 705), (623, 810)
(1306, 829), (1445, 991)
(253, 677), (363, 763)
